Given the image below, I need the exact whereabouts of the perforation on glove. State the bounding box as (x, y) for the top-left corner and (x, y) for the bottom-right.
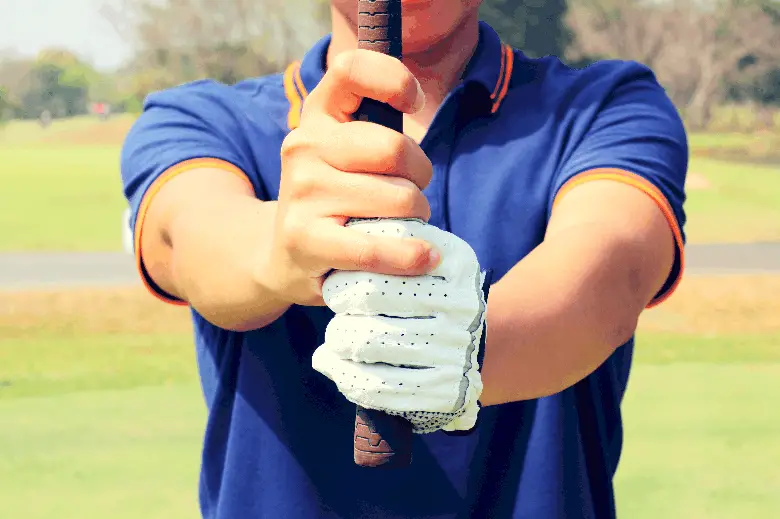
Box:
(312, 218), (488, 434)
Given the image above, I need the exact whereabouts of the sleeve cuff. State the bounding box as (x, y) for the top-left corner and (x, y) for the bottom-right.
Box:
(552, 168), (685, 308)
(133, 157), (253, 306)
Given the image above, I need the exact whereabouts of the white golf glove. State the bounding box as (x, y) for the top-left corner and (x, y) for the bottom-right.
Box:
(312, 218), (490, 434)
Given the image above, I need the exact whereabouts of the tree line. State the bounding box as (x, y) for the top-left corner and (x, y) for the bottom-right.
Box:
(1, 0), (778, 130)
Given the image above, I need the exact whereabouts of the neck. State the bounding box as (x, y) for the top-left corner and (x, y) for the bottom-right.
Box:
(328, 8), (480, 134)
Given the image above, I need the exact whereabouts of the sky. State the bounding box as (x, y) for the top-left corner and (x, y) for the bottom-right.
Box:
(0, 0), (131, 70)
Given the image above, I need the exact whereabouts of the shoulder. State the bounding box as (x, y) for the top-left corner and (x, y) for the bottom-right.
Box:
(120, 70), (295, 204)
(138, 72), (290, 134)
(508, 52), (660, 97)
(486, 52), (684, 157)
(500, 52), (671, 120)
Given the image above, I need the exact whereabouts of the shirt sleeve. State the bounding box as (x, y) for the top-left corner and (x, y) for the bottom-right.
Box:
(120, 80), (257, 304)
(548, 63), (688, 307)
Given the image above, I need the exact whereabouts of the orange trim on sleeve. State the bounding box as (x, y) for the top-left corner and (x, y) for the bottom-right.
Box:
(134, 158), (252, 306)
(284, 62), (304, 130)
(491, 45), (514, 114)
(552, 168), (685, 308)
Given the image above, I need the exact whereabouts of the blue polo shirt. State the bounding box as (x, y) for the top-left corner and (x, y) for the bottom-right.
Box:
(121, 22), (687, 519)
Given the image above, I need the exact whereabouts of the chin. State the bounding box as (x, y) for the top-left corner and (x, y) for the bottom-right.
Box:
(400, 2), (479, 54)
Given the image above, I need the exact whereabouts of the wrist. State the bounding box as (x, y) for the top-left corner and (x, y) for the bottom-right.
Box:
(251, 240), (294, 307)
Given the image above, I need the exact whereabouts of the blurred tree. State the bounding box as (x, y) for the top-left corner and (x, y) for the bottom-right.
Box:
(17, 50), (99, 118)
(0, 86), (13, 123)
(480, 0), (571, 58)
(0, 53), (32, 118)
(726, 0), (780, 108)
(566, 0), (780, 128)
(102, 0), (330, 100)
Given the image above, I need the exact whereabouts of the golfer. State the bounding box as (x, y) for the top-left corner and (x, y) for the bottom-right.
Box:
(120, 1), (687, 518)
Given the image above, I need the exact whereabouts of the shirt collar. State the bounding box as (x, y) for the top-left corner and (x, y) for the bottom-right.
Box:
(287, 21), (513, 128)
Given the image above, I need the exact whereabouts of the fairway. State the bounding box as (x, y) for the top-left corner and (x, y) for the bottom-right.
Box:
(0, 116), (132, 251)
(0, 146), (127, 251)
(684, 158), (780, 244)
(1, 276), (779, 517)
(616, 364), (780, 518)
(0, 118), (779, 250)
(0, 386), (204, 519)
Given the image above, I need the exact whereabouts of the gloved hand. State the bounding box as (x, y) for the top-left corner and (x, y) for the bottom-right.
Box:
(312, 218), (489, 434)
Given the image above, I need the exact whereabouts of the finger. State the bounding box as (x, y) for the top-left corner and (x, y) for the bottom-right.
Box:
(301, 49), (425, 124)
(320, 121), (433, 190)
(323, 314), (470, 368)
(311, 172), (431, 221)
(302, 221), (441, 276)
(311, 347), (462, 414)
(348, 218), (480, 283)
(322, 269), (479, 320)
(281, 156), (430, 221)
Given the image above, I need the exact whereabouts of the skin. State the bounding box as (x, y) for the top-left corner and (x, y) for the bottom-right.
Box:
(138, 0), (676, 404)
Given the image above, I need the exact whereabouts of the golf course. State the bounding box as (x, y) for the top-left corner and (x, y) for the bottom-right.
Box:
(0, 115), (778, 518)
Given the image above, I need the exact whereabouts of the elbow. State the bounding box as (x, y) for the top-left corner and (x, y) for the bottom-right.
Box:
(603, 308), (639, 351)
(189, 297), (291, 332)
(225, 307), (290, 332)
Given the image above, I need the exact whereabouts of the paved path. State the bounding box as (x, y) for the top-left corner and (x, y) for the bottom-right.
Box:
(1, 243), (780, 290)
(0, 252), (138, 290)
(683, 243), (780, 275)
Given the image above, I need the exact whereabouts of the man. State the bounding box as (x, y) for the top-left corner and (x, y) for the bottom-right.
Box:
(120, 1), (687, 517)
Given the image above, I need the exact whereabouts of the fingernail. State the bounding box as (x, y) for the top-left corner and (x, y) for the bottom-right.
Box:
(428, 248), (441, 268)
(413, 80), (426, 112)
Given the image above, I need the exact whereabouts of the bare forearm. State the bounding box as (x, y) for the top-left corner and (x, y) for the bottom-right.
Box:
(143, 170), (290, 331)
(168, 198), (289, 330)
(479, 226), (664, 405)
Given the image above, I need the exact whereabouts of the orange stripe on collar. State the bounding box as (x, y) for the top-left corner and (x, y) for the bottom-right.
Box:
(491, 45), (514, 114)
(284, 62), (304, 130)
(490, 44), (508, 101)
(294, 65), (309, 98)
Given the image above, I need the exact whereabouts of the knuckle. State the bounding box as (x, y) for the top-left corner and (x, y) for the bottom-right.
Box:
(280, 217), (307, 251)
(420, 157), (434, 184)
(331, 51), (360, 86)
(280, 129), (309, 161)
(353, 240), (381, 271)
(409, 151), (433, 186)
(396, 72), (417, 99)
(385, 131), (408, 157)
(398, 241), (430, 271)
(390, 184), (420, 215)
(374, 131), (408, 171)
(289, 170), (321, 199)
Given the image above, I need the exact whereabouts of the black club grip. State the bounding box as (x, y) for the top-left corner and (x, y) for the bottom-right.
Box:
(355, 0), (403, 133)
(352, 0), (414, 469)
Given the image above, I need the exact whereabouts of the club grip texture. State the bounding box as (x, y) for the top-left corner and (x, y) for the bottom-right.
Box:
(352, 0), (414, 469)
(356, 0), (403, 133)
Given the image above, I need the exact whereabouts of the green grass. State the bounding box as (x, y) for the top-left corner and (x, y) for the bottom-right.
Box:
(0, 288), (201, 519)
(0, 115), (132, 251)
(1, 281), (779, 518)
(0, 385), (204, 519)
(0, 115), (136, 147)
(0, 145), (126, 251)
(685, 157), (780, 243)
(616, 362), (780, 519)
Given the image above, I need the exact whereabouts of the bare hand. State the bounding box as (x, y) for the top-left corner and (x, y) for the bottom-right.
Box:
(266, 49), (438, 306)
